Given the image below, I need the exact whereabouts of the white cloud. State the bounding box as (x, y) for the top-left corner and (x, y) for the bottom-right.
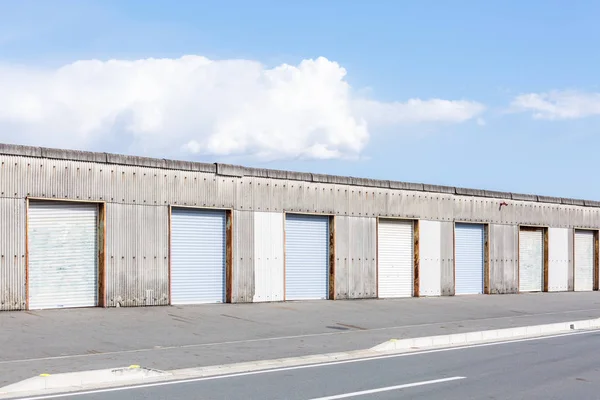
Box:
(0, 55), (485, 161)
(511, 90), (600, 120)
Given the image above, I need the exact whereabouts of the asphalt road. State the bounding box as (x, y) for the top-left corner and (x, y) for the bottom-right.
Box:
(18, 329), (600, 400)
(3, 292), (600, 388)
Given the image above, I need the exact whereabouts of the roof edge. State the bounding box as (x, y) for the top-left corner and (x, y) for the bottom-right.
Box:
(0, 142), (597, 207)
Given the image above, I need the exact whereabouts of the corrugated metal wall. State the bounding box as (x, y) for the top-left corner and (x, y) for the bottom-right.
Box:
(548, 228), (570, 292)
(440, 221), (455, 296)
(419, 220), (442, 296)
(3, 150), (600, 308)
(334, 216), (377, 299)
(489, 224), (518, 294)
(3, 155), (600, 228)
(232, 210), (254, 303)
(253, 212), (284, 302)
(0, 198), (26, 310)
(106, 203), (169, 307)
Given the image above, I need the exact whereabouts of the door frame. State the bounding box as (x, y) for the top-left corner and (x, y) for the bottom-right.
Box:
(453, 221), (489, 295)
(517, 225), (549, 293)
(283, 211), (335, 301)
(26, 197), (107, 310)
(376, 217), (419, 298)
(572, 228), (599, 292)
(168, 205), (233, 304)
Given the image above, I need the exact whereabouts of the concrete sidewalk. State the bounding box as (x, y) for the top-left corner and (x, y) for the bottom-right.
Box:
(1, 292), (600, 388)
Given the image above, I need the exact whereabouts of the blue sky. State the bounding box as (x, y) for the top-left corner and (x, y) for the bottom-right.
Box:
(1, 0), (600, 199)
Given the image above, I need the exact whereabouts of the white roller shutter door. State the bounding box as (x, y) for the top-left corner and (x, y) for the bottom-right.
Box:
(519, 229), (544, 292)
(285, 214), (329, 300)
(378, 219), (414, 298)
(171, 208), (226, 304)
(574, 230), (594, 292)
(28, 201), (98, 310)
(455, 223), (484, 295)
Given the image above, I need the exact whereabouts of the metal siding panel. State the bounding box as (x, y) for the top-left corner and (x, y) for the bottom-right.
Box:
(171, 208), (226, 304)
(574, 230), (594, 291)
(0, 198), (26, 311)
(334, 216), (350, 299)
(349, 217), (377, 298)
(519, 229), (544, 292)
(419, 220), (442, 296)
(454, 224), (484, 295)
(548, 228), (569, 292)
(440, 221), (455, 295)
(489, 224), (518, 294)
(233, 210), (254, 303)
(28, 201), (98, 309)
(253, 212), (284, 302)
(285, 214), (329, 300)
(106, 204), (169, 307)
(377, 219), (414, 298)
(335, 217), (377, 299)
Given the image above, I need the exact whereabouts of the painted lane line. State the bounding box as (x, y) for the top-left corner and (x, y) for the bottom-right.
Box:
(308, 377), (466, 400)
(3, 307), (600, 365)
(10, 328), (600, 400)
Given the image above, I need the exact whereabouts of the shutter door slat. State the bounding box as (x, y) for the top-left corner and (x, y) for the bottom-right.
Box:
(378, 220), (414, 298)
(171, 208), (226, 304)
(574, 230), (594, 292)
(28, 201), (98, 310)
(455, 224), (484, 295)
(519, 229), (544, 292)
(285, 214), (329, 300)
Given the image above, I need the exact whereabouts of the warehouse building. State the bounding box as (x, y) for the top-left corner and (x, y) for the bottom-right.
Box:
(0, 143), (599, 311)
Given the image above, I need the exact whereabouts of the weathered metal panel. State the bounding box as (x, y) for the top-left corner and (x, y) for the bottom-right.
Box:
(440, 221), (455, 296)
(0, 198), (26, 311)
(253, 211), (284, 302)
(106, 203), (169, 307)
(418, 220), (441, 296)
(348, 217), (377, 299)
(489, 224), (518, 294)
(568, 228), (574, 291)
(548, 228), (569, 292)
(232, 210), (254, 303)
(334, 216), (350, 299)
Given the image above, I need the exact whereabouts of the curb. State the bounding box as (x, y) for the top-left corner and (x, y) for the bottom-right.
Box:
(370, 317), (600, 352)
(2, 317), (600, 398)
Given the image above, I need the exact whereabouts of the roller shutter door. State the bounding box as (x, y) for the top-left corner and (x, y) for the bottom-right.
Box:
(28, 201), (98, 310)
(519, 229), (544, 292)
(171, 208), (226, 304)
(455, 223), (484, 295)
(285, 214), (329, 300)
(378, 219), (414, 298)
(574, 230), (594, 292)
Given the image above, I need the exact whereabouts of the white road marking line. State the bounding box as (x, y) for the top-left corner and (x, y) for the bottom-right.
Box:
(308, 376), (466, 400)
(11, 328), (600, 400)
(3, 307), (600, 364)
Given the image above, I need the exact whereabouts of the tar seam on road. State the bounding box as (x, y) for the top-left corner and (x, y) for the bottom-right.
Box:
(11, 328), (600, 400)
(3, 307), (600, 365)
(308, 377), (466, 400)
